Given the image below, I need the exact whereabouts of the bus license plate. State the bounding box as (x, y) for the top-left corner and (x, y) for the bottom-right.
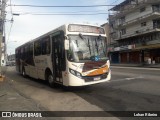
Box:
(94, 77), (101, 81)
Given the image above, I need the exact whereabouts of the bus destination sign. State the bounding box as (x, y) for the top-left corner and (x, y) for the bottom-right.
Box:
(68, 24), (105, 34)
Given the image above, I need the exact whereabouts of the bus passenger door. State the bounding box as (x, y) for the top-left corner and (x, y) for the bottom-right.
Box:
(52, 32), (65, 84)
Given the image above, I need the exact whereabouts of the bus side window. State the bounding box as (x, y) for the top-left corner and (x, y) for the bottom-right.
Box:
(21, 47), (24, 60)
(24, 45), (29, 59)
(42, 37), (50, 55)
(15, 49), (18, 58)
(30, 44), (33, 55)
(24, 45), (30, 63)
(26, 43), (34, 65)
(46, 38), (50, 54)
(34, 40), (42, 56)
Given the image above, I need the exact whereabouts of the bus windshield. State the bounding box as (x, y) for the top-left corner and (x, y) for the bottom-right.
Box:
(67, 35), (108, 62)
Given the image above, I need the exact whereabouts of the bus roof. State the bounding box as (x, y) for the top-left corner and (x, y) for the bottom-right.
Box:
(16, 23), (105, 49)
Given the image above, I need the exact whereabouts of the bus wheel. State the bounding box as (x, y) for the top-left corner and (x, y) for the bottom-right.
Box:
(47, 73), (55, 87)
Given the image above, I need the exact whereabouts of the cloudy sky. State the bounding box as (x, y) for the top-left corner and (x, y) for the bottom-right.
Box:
(5, 0), (124, 54)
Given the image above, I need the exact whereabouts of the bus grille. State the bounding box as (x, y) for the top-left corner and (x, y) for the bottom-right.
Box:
(83, 73), (108, 82)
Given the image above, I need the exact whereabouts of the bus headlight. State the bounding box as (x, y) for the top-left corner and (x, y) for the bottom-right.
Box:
(69, 68), (82, 78)
(107, 60), (110, 67)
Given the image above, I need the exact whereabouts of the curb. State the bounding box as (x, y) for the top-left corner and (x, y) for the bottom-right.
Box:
(111, 63), (160, 68)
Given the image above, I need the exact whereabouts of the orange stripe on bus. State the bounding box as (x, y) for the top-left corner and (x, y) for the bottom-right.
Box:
(86, 66), (109, 76)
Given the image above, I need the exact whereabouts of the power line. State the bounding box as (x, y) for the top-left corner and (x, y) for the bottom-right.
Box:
(7, 10), (107, 14)
(111, 0), (122, 5)
(14, 13), (108, 15)
(8, 4), (116, 8)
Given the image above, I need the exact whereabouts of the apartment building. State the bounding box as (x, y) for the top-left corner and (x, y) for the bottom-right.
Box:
(108, 0), (160, 64)
(101, 23), (111, 45)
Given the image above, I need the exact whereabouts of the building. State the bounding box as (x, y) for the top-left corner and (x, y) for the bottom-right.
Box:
(101, 23), (111, 45)
(7, 54), (15, 61)
(101, 23), (112, 58)
(7, 54), (15, 66)
(108, 0), (160, 64)
(1, 40), (6, 66)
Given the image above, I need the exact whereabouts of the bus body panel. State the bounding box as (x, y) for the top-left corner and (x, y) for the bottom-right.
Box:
(34, 55), (52, 80)
(27, 65), (38, 79)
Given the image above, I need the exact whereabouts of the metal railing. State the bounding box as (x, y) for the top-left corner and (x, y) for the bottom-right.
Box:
(117, 12), (160, 28)
(112, 24), (160, 40)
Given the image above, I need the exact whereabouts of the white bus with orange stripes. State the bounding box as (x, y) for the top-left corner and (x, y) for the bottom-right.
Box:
(15, 23), (111, 87)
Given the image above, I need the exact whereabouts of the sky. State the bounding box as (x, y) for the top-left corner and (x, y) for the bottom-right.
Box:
(5, 0), (124, 54)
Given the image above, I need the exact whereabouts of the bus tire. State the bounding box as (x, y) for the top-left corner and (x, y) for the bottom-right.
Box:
(46, 71), (56, 88)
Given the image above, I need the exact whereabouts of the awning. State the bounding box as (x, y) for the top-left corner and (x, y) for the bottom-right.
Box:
(134, 44), (160, 50)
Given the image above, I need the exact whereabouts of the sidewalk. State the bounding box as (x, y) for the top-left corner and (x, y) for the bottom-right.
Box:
(0, 74), (119, 120)
(111, 63), (160, 68)
(0, 78), (46, 111)
(0, 78), (54, 120)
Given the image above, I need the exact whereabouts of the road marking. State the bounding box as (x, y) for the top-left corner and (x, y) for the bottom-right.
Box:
(110, 76), (144, 82)
(111, 66), (160, 71)
(125, 78), (135, 80)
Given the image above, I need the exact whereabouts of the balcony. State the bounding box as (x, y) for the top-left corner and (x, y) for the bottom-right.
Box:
(153, 24), (160, 29)
(117, 12), (160, 28)
(113, 25), (160, 41)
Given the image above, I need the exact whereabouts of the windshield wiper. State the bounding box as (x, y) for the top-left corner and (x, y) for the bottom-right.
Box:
(98, 35), (106, 55)
(79, 33), (91, 56)
(95, 39), (99, 55)
(100, 40), (105, 55)
(87, 38), (91, 56)
(79, 33), (84, 39)
(76, 40), (79, 47)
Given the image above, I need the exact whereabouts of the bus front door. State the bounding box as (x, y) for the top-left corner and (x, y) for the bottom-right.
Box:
(52, 35), (63, 84)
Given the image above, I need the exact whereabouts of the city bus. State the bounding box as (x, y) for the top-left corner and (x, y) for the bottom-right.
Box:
(15, 23), (111, 87)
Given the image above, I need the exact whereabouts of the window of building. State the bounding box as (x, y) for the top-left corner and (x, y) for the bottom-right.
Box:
(141, 22), (147, 27)
(120, 28), (126, 35)
(140, 7), (146, 12)
(152, 33), (159, 40)
(153, 19), (160, 28)
(152, 5), (160, 12)
(119, 16), (125, 25)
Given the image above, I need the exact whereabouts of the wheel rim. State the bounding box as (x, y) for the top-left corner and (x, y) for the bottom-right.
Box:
(48, 74), (54, 84)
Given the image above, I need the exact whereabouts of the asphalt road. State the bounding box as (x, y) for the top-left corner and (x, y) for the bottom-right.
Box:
(4, 66), (160, 120)
(75, 66), (160, 111)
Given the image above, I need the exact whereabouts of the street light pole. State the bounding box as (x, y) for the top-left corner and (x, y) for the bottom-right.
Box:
(6, 40), (17, 60)
(0, 0), (7, 78)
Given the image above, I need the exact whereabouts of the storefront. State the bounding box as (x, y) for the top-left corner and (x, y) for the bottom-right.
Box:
(135, 44), (160, 64)
(109, 43), (160, 64)
(120, 52), (128, 63)
(110, 52), (119, 63)
(111, 44), (136, 63)
(129, 51), (140, 63)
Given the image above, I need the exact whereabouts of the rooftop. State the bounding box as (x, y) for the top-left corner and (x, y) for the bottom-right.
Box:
(109, 0), (136, 11)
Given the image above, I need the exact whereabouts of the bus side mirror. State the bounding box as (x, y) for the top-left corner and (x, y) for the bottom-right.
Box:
(64, 39), (69, 50)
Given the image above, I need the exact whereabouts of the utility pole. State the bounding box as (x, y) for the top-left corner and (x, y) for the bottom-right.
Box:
(0, 0), (7, 79)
